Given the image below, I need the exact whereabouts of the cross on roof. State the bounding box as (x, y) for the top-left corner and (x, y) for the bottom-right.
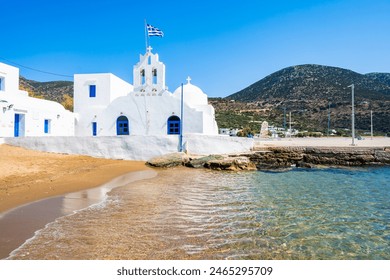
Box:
(186, 76), (191, 84)
(147, 46), (153, 53)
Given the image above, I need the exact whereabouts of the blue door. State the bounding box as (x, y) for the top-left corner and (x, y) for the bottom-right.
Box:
(92, 122), (97, 136)
(44, 119), (49, 134)
(116, 116), (129, 135)
(167, 116), (180, 135)
(14, 114), (20, 137)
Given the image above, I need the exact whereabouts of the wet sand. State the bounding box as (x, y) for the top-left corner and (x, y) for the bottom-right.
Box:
(0, 144), (155, 259)
(0, 169), (157, 259)
(0, 144), (149, 213)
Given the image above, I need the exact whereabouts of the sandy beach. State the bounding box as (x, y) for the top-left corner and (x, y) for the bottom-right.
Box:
(0, 144), (148, 213)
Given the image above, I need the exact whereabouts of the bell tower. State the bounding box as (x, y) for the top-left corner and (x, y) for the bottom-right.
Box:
(133, 46), (166, 95)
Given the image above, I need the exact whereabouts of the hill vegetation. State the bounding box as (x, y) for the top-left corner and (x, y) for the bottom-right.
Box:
(19, 77), (74, 111)
(215, 64), (390, 135)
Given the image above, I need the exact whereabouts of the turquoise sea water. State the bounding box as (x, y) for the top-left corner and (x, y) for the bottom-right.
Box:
(9, 167), (390, 260)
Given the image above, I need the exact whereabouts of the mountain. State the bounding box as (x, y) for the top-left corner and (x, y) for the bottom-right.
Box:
(365, 72), (390, 87)
(19, 77), (74, 110)
(215, 64), (390, 134)
(228, 64), (390, 102)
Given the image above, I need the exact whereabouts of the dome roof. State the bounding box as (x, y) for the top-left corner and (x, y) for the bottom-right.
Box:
(173, 77), (204, 96)
(173, 77), (208, 106)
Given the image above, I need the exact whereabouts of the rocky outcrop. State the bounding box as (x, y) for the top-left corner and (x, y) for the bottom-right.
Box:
(184, 155), (225, 168)
(204, 156), (257, 171)
(249, 147), (390, 169)
(147, 153), (257, 171)
(146, 152), (189, 168)
(147, 147), (390, 171)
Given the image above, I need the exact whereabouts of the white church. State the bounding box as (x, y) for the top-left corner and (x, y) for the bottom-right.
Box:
(1, 49), (254, 159)
(73, 46), (218, 137)
(1, 47), (218, 139)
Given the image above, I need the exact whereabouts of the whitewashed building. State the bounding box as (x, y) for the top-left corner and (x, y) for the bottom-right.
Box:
(0, 63), (74, 137)
(73, 47), (218, 136)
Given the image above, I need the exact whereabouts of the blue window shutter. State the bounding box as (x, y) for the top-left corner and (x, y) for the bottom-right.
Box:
(89, 85), (96, 97)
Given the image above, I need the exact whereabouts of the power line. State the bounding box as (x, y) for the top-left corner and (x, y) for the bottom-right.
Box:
(0, 56), (73, 78)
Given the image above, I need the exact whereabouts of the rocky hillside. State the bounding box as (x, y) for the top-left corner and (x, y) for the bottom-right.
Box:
(19, 77), (73, 111)
(228, 64), (390, 101)
(218, 65), (390, 134)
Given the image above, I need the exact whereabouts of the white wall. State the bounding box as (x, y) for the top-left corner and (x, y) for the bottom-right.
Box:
(75, 90), (216, 136)
(0, 63), (19, 93)
(0, 63), (74, 138)
(5, 135), (254, 161)
(0, 93), (75, 137)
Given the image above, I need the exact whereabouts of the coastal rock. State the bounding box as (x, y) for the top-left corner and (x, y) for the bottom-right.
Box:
(146, 152), (188, 168)
(375, 150), (390, 164)
(206, 156), (257, 171)
(185, 155), (225, 168)
(248, 146), (390, 169)
(147, 146), (390, 170)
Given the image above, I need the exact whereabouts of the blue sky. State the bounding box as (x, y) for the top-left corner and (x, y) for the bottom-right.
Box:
(2, 0), (390, 97)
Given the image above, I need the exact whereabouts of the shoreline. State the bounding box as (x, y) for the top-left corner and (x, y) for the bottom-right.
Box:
(2, 137), (389, 211)
(1, 169), (157, 259)
(0, 144), (156, 259)
(0, 144), (149, 213)
(147, 137), (390, 170)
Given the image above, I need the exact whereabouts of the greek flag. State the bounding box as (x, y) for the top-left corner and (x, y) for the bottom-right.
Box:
(147, 24), (164, 37)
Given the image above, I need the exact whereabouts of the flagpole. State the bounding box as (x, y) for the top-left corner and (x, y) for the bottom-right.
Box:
(144, 19), (149, 51)
(179, 83), (184, 152)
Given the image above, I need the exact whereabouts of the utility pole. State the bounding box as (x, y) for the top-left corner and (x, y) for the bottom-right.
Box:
(370, 110), (373, 140)
(348, 84), (355, 146)
(327, 102), (331, 137)
(289, 111), (292, 138)
(179, 83), (184, 152)
(283, 107), (286, 135)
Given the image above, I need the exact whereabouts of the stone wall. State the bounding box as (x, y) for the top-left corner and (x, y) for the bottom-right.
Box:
(246, 147), (390, 169)
(147, 146), (390, 171)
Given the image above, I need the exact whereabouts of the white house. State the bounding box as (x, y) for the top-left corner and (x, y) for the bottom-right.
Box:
(0, 63), (74, 137)
(73, 46), (218, 137)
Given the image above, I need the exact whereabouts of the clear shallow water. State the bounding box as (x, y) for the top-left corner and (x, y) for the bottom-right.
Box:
(9, 167), (390, 260)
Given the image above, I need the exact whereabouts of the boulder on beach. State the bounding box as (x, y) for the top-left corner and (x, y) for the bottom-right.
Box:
(146, 152), (189, 168)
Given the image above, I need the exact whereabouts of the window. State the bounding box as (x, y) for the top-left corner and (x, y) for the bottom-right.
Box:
(141, 69), (145, 85)
(0, 77), (4, 91)
(116, 116), (129, 135)
(148, 55), (151, 65)
(92, 122), (97, 136)
(167, 116), (180, 135)
(152, 69), (157, 84)
(89, 85), (96, 97)
(44, 119), (51, 134)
